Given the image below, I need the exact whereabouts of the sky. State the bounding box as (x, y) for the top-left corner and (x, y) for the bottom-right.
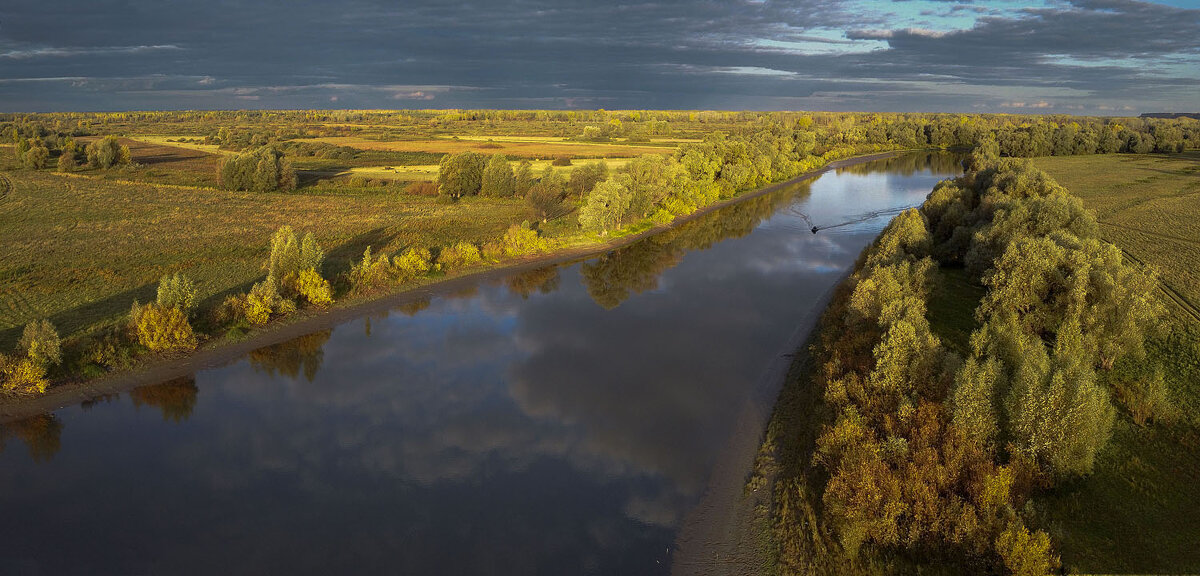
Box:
(1, 0), (1198, 114)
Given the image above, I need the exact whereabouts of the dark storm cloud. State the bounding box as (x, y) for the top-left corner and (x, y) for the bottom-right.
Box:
(0, 0), (1196, 112)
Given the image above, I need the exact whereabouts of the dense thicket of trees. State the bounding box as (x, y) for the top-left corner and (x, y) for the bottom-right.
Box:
(218, 146), (297, 192)
(774, 157), (1167, 574)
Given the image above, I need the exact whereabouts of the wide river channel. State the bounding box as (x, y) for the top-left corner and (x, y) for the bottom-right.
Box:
(1, 152), (965, 575)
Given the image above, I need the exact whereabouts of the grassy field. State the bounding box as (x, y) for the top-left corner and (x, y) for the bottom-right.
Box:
(0, 163), (530, 349)
(1026, 152), (1200, 573)
(306, 135), (672, 158)
(341, 157), (633, 182)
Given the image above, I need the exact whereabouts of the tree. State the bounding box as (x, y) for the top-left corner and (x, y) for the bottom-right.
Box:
(436, 151), (486, 199)
(512, 160), (535, 197)
(19, 320), (61, 367)
(23, 142), (49, 169)
(527, 166), (566, 222)
(567, 161), (609, 202)
(156, 273), (198, 316)
(86, 136), (131, 169)
(218, 146), (296, 192)
(480, 154), (515, 197)
(56, 149), (77, 172)
(579, 179), (632, 234)
(267, 225), (325, 292)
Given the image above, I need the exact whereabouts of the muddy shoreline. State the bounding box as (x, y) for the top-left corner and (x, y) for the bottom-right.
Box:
(0, 150), (902, 423)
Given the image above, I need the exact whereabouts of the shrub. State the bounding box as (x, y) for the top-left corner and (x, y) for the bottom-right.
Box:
(995, 522), (1059, 576)
(19, 319), (61, 367)
(394, 247), (433, 280)
(0, 354), (49, 394)
(347, 247), (394, 293)
(1113, 364), (1171, 426)
(501, 223), (547, 257)
(439, 242), (483, 270)
(295, 267), (334, 306)
(132, 303), (198, 353)
(82, 329), (134, 370)
(245, 276), (292, 326)
(156, 273), (198, 316)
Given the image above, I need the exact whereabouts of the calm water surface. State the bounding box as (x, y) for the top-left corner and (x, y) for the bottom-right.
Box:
(0, 152), (964, 575)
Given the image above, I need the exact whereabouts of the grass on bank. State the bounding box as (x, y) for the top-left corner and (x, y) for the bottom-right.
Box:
(0, 164), (529, 349)
(1029, 152), (1200, 573)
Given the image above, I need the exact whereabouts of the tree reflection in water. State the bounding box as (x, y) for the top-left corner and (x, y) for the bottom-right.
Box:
(505, 266), (561, 299)
(582, 180), (810, 309)
(0, 413), (63, 462)
(130, 376), (199, 423)
(247, 330), (332, 382)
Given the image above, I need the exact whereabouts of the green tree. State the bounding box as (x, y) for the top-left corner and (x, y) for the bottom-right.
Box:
(86, 136), (131, 169)
(156, 273), (198, 316)
(219, 146), (296, 192)
(436, 151), (486, 199)
(567, 161), (609, 202)
(579, 179), (632, 235)
(513, 160), (535, 197)
(480, 154), (515, 197)
(23, 142), (49, 169)
(19, 320), (62, 367)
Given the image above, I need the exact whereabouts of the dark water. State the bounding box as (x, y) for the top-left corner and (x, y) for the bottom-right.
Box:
(0, 152), (964, 576)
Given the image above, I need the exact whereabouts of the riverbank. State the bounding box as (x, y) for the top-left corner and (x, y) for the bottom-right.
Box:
(0, 150), (906, 422)
(671, 273), (845, 576)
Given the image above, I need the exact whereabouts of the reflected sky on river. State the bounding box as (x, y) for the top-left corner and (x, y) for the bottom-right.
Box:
(0, 152), (963, 575)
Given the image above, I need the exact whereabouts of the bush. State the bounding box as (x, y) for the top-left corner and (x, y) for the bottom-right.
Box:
(295, 267), (333, 306)
(501, 223), (547, 257)
(246, 276), (292, 325)
(19, 319), (61, 367)
(156, 273), (198, 316)
(394, 247), (433, 280)
(0, 354), (49, 394)
(347, 247), (393, 292)
(1113, 364), (1171, 426)
(439, 242), (483, 270)
(132, 303), (198, 353)
(82, 329), (134, 370)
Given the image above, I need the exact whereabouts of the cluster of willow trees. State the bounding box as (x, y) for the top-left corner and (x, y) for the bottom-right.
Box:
(776, 156), (1165, 574)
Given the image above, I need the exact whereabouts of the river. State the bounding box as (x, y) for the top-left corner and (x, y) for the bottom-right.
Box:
(0, 152), (965, 575)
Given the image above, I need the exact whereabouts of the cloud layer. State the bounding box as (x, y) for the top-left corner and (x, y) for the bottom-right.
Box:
(0, 0), (1197, 112)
